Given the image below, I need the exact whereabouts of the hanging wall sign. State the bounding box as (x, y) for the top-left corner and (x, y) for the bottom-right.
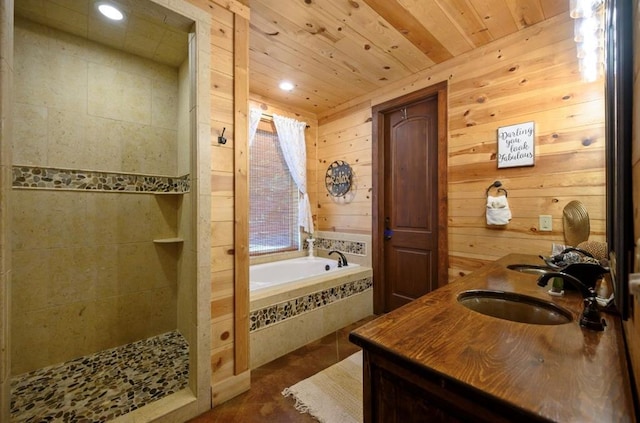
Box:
(325, 160), (353, 197)
(497, 121), (535, 168)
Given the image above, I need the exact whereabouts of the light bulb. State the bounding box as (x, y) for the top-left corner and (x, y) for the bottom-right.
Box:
(97, 3), (124, 21)
(279, 81), (294, 91)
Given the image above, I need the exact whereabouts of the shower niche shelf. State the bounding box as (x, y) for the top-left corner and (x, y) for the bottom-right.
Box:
(153, 237), (184, 244)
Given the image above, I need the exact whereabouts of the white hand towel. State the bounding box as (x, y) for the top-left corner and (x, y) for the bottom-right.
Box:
(486, 195), (512, 225)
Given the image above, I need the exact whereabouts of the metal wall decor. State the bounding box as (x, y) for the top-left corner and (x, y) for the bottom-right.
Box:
(325, 160), (353, 197)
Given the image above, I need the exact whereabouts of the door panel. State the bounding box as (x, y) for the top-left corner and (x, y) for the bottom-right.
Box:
(383, 97), (439, 312)
(388, 248), (431, 302)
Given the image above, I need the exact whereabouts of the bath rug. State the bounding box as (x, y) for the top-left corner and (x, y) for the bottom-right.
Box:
(282, 350), (363, 423)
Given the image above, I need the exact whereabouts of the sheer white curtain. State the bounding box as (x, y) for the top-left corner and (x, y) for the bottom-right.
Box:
(248, 107), (263, 146)
(273, 114), (314, 234)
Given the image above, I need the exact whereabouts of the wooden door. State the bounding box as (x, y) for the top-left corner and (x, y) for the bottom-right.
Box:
(372, 83), (448, 313)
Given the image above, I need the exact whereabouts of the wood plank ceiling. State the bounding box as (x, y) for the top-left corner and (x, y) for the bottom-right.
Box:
(249, 0), (569, 115)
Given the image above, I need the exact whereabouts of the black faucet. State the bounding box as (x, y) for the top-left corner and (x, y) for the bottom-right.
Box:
(328, 250), (348, 267)
(537, 272), (605, 331)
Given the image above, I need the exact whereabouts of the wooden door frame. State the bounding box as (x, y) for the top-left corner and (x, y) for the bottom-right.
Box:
(371, 82), (449, 314)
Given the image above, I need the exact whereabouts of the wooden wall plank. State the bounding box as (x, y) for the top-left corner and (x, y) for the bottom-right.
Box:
(195, 0), (245, 396)
(361, 0), (454, 63)
(468, 0), (519, 40)
(233, 13), (250, 375)
(538, 0), (569, 18)
(310, 0), (433, 73)
(188, 0), (250, 20)
(505, 0), (545, 30)
(315, 12), (606, 278)
(433, 0), (493, 48)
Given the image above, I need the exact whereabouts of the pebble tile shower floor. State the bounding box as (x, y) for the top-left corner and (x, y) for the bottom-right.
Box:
(10, 331), (189, 422)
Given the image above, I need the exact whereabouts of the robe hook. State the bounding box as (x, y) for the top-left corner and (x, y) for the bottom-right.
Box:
(218, 127), (227, 145)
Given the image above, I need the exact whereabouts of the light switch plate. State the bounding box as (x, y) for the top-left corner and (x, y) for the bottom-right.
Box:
(539, 215), (552, 231)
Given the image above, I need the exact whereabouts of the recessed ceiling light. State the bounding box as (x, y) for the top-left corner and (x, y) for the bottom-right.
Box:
(96, 2), (125, 21)
(279, 81), (294, 91)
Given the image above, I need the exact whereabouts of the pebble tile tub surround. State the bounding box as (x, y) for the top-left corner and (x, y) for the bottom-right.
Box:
(250, 277), (373, 332)
(310, 237), (366, 256)
(10, 331), (189, 423)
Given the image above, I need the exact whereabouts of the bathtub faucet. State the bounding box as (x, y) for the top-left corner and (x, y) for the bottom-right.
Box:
(329, 250), (348, 267)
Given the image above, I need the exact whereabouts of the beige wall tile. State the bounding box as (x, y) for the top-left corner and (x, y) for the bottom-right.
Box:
(11, 308), (51, 375)
(85, 193), (120, 245)
(0, 271), (9, 382)
(250, 311), (323, 369)
(178, 192), (194, 243)
(47, 247), (97, 307)
(85, 117), (123, 170)
(116, 290), (159, 343)
(15, 18), (180, 175)
(115, 194), (152, 242)
(87, 62), (123, 121)
(11, 191), (52, 251)
(116, 242), (162, 292)
(12, 102), (47, 165)
(11, 191), (180, 372)
(150, 286), (178, 331)
(148, 126), (178, 175)
(47, 108), (88, 168)
(47, 25), (89, 59)
(46, 301), (98, 365)
(42, 53), (88, 113)
(94, 244), (119, 298)
(93, 295), (120, 350)
(321, 290), (373, 331)
(44, 192), (90, 249)
(154, 195), (179, 239)
(117, 70), (152, 125)
(10, 249), (51, 311)
(152, 79), (179, 130)
(177, 60), (190, 175)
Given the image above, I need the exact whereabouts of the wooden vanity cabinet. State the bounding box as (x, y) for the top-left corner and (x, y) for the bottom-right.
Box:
(359, 348), (543, 423)
(351, 254), (636, 423)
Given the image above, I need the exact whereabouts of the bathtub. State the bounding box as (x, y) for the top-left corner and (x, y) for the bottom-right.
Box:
(250, 256), (359, 292)
(249, 255), (373, 368)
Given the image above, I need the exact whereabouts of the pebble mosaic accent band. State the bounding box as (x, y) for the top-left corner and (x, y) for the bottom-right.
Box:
(10, 331), (189, 423)
(12, 165), (190, 193)
(311, 237), (366, 256)
(250, 276), (373, 332)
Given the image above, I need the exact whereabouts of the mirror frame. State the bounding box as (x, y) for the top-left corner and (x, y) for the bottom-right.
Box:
(605, 0), (634, 320)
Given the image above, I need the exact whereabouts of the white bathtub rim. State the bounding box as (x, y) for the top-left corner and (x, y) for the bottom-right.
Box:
(249, 265), (372, 311)
(250, 256), (358, 288)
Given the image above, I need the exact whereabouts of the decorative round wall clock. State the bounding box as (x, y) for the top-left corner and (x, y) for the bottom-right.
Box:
(325, 160), (353, 197)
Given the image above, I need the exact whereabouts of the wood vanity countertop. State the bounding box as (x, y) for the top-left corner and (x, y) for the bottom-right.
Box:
(349, 253), (637, 422)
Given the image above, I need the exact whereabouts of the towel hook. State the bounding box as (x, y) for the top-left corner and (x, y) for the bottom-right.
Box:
(486, 180), (508, 197)
(218, 127), (227, 145)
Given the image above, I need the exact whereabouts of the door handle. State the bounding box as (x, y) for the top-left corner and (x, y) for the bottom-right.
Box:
(384, 217), (393, 240)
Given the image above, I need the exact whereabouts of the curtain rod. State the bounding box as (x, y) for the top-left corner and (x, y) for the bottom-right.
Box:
(261, 113), (310, 128)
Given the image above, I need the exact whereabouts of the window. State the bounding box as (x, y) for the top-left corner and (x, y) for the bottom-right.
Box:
(249, 123), (300, 255)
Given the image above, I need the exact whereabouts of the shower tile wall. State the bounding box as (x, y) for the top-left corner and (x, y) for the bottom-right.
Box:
(0, 0), (13, 420)
(11, 18), (183, 375)
(13, 18), (178, 174)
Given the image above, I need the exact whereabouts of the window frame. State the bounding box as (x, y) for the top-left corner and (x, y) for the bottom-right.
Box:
(248, 119), (301, 256)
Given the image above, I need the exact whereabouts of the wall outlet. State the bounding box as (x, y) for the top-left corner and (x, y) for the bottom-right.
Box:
(539, 215), (552, 232)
